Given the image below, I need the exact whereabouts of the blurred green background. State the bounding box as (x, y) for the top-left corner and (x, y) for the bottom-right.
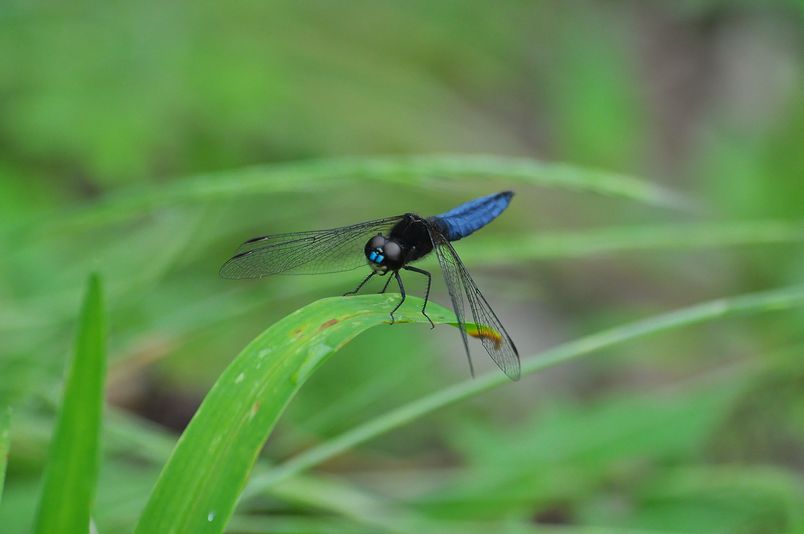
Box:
(1, 1), (803, 533)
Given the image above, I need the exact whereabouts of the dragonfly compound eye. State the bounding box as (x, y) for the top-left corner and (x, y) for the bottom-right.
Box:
(381, 240), (402, 262)
(366, 235), (387, 253)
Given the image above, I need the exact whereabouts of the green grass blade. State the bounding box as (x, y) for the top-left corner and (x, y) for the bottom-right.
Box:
(133, 294), (456, 534)
(33, 273), (106, 534)
(0, 407), (10, 503)
(243, 284), (804, 496)
(56, 154), (683, 230)
(457, 220), (804, 263)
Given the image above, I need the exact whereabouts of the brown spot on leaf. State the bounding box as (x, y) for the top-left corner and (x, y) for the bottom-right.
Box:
(319, 318), (339, 331)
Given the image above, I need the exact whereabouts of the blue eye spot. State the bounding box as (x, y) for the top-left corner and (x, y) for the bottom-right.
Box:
(369, 251), (377, 261)
(377, 255), (384, 263)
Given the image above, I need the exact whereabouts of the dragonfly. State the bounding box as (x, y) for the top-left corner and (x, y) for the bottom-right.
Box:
(220, 191), (520, 380)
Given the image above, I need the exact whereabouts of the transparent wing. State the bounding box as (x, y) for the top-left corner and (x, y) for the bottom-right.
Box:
(220, 216), (403, 278)
(429, 224), (521, 380)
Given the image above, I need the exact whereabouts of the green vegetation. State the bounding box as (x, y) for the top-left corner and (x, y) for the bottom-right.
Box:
(1, 2), (802, 533)
(33, 274), (106, 534)
(0, 408), (9, 502)
(135, 296), (456, 533)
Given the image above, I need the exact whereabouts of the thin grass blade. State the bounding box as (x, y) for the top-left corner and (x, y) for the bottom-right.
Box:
(50, 154), (684, 231)
(0, 407), (10, 503)
(33, 273), (106, 534)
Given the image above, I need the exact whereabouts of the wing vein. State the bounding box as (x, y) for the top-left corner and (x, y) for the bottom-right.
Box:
(220, 216), (403, 278)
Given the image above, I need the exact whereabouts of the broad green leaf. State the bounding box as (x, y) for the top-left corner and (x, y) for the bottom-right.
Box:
(33, 273), (106, 534)
(243, 284), (804, 496)
(0, 407), (9, 503)
(134, 294), (457, 534)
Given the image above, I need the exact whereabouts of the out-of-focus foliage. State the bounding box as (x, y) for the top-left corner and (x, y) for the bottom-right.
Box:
(0, 1), (802, 532)
(0, 407), (9, 501)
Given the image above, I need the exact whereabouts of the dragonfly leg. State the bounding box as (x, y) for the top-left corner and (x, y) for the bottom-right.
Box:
(388, 271), (406, 324)
(379, 275), (394, 294)
(403, 265), (435, 329)
(344, 272), (375, 296)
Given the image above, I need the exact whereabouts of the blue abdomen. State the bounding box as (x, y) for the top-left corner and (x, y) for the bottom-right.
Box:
(431, 191), (514, 241)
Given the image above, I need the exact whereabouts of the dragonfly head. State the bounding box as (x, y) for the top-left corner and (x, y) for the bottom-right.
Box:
(365, 234), (403, 274)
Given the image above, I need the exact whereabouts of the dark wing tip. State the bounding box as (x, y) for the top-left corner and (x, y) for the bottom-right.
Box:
(505, 338), (521, 381)
(500, 190), (514, 199)
(243, 235), (269, 245)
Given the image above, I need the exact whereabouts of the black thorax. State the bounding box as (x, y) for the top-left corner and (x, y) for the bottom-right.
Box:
(389, 214), (435, 264)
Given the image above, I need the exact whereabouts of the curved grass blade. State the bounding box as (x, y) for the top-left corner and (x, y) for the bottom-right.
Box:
(242, 284), (804, 496)
(33, 273), (106, 534)
(0, 407), (9, 503)
(133, 294), (456, 534)
(48, 154), (683, 231)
